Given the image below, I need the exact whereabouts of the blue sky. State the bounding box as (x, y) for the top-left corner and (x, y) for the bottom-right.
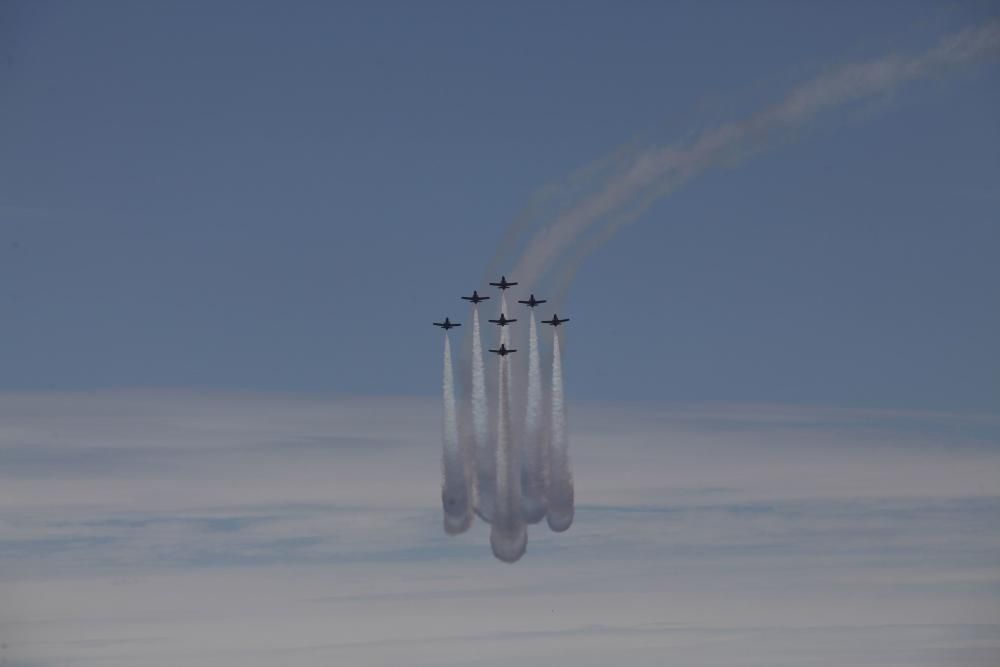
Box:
(2, 1), (998, 411)
(3, 6), (1000, 664)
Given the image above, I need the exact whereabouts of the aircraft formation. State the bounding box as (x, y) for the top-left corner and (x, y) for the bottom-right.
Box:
(435, 276), (574, 562)
(436, 279), (570, 342)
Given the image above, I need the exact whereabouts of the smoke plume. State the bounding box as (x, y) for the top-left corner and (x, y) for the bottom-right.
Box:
(443, 20), (1000, 560)
(471, 308), (493, 522)
(499, 293), (510, 347)
(547, 329), (574, 532)
(520, 311), (547, 523)
(490, 354), (528, 562)
(502, 21), (1000, 296)
(441, 334), (473, 534)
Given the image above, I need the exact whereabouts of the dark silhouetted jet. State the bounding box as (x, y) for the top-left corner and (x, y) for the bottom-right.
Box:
(461, 290), (490, 304)
(517, 294), (547, 308)
(488, 313), (517, 326)
(542, 314), (570, 326)
(489, 275), (518, 290)
(433, 317), (461, 330)
(489, 343), (517, 356)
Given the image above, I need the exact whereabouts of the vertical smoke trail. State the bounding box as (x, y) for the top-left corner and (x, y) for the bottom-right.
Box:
(520, 310), (547, 523)
(471, 308), (493, 522)
(499, 293), (510, 346)
(441, 334), (473, 534)
(490, 353), (528, 562)
(547, 329), (574, 532)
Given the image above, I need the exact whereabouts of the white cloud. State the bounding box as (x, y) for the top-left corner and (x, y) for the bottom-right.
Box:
(1, 391), (998, 666)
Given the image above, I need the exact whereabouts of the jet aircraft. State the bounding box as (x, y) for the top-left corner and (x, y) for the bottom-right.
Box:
(489, 275), (518, 290)
(488, 313), (517, 326)
(433, 317), (461, 330)
(517, 294), (547, 308)
(489, 343), (517, 356)
(461, 290), (490, 304)
(542, 314), (570, 326)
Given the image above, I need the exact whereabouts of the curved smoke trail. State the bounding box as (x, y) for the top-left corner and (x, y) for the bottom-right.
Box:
(480, 142), (646, 290)
(444, 21), (999, 558)
(547, 329), (573, 532)
(520, 311), (547, 523)
(471, 308), (493, 523)
(490, 354), (527, 562)
(441, 334), (473, 534)
(500, 21), (1000, 295)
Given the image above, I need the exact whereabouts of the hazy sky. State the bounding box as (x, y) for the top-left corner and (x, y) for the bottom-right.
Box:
(2, 5), (1000, 665)
(2, 393), (998, 666)
(2, 1), (998, 411)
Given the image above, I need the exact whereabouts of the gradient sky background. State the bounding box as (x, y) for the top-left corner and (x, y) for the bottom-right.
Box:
(2, 3), (1000, 666)
(0, 0), (1000, 667)
(2, 0), (998, 411)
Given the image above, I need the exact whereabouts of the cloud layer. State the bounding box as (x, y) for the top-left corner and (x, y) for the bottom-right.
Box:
(1, 391), (998, 666)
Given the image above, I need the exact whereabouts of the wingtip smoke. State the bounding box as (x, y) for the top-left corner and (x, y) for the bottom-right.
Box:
(442, 21), (997, 560)
(490, 353), (530, 561)
(441, 333), (474, 534)
(520, 310), (547, 524)
(490, 523), (529, 563)
(546, 328), (574, 533)
(446, 290), (575, 561)
(470, 307), (495, 523)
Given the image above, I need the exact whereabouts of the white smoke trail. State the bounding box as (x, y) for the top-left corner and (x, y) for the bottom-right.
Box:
(505, 21), (1000, 293)
(520, 310), (547, 523)
(441, 334), (473, 534)
(445, 21), (999, 559)
(490, 354), (528, 562)
(471, 308), (493, 523)
(499, 293), (510, 347)
(547, 329), (573, 532)
(481, 142), (647, 287)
